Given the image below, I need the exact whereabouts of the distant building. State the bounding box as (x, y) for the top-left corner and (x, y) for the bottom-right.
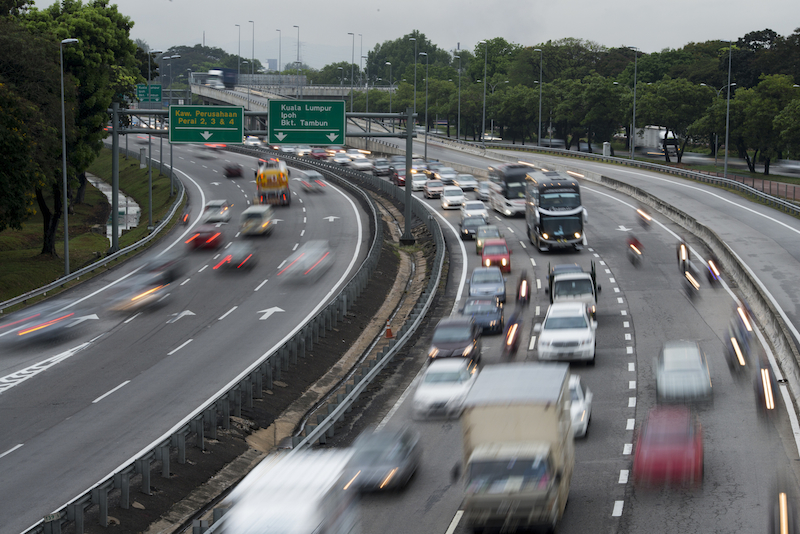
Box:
(265, 58), (277, 72)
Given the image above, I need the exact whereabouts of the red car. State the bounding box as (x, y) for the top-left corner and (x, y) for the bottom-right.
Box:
(185, 224), (224, 250)
(633, 406), (703, 488)
(390, 167), (406, 186)
(309, 148), (328, 160)
(481, 238), (511, 273)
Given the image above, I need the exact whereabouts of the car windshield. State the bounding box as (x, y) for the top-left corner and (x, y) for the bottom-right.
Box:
(423, 370), (468, 384)
(464, 218), (487, 229)
(432, 325), (472, 343)
(243, 212), (265, 221)
(544, 315), (587, 329)
(467, 456), (551, 494)
(444, 189), (461, 197)
(478, 227), (501, 239)
(427, 180), (442, 187)
(483, 245), (508, 256)
(505, 182), (527, 199)
(644, 420), (692, 445)
(540, 192), (581, 209)
(459, 175), (475, 182)
(464, 202), (484, 210)
(472, 271), (503, 284)
(554, 279), (593, 297)
(570, 386), (580, 402)
(464, 301), (497, 314)
(662, 352), (703, 371)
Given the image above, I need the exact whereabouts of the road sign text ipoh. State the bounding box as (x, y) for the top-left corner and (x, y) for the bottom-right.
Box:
(268, 100), (345, 145)
(169, 105), (244, 144)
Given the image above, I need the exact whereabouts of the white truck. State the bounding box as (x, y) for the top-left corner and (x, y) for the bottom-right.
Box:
(545, 261), (600, 319)
(459, 363), (575, 533)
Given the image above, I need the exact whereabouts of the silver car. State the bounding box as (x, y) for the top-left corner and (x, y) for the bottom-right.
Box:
(655, 340), (713, 403)
(413, 358), (479, 418)
(454, 173), (478, 191)
(469, 266), (506, 303)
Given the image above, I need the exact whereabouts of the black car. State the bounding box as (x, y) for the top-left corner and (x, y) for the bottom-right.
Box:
(343, 427), (422, 492)
(460, 215), (488, 240)
(424, 161), (443, 179)
(428, 316), (482, 363)
(372, 158), (391, 176)
(460, 296), (504, 334)
(389, 166), (406, 186)
(388, 155), (406, 167)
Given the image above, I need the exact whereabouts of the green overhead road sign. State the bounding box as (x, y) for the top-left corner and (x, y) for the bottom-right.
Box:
(136, 83), (161, 103)
(269, 100), (345, 145)
(169, 105), (244, 144)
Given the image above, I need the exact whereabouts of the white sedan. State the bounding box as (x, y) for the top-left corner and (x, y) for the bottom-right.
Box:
(348, 158), (373, 172)
(412, 358), (479, 419)
(441, 186), (466, 209)
(411, 173), (427, 191)
(534, 302), (597, 365)
(569, 375), (593, 437)
(460, 200), (489, 221)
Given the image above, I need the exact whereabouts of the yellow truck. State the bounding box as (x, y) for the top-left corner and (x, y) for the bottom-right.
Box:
(255, 157), (291, 206)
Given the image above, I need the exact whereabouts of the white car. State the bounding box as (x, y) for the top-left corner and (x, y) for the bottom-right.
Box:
(411, 173), (427, 191)
(569, 375), (593, 437)
(412, 358), (479, 418)
(346, 148), (367, 160)
(243, 136), (261, 147)
(454, 174), (479, 191)
(201, 199), (232, 224)
(294, 145), (311, 156)
(332, 154), (351, 166)
(460, 200), (489, 221)
(441, 186), (466, 209)
(277, 145), (296, 154)
(348, 158), (373, 172)
(534, 302), (597, 365)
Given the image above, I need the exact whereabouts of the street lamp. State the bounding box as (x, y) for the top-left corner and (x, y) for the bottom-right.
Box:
(165, 55), (181, 106)
(60, 37), (78, 276)
(294, 25), (300, 97)
(248, 20), (254, 102)
(419, 52), (429, 159)
(358, 33), (363, 86)
(362, 54), (369, 114)
(386, 61), (393, 131)
(534, 48), (543, 146)
(627, 46), (640, 159)
(146, 48), (162, 231)
(409, 37), (417, 117)
(348, 32), (355, 112)
(488, 80), (508, 139)
(481, 40), (488, 147)
(276, 29), (281, 78)
(723, 40), (733, 180)
(235, 24), (241, 83)
(700, 82), (736, 165)
(454, 53), (462, 141)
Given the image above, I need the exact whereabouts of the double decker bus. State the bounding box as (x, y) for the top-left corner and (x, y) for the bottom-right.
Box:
(525, 170), (587, 251)
(487, 163), (529, 217)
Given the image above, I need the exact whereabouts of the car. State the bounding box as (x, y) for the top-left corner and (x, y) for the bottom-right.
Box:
(243, 136), (261, 147)
(332, 154), (352, 166)
(185, 224), (225, 250)
(327, 145), (345, 155)
(460, 215), (488, 240)
(412, 358), (479, 419)
(411, 173), (427, 191)
(309, 147), (329, 160)
(655, 340), (713, 403)
(201, 200), (232, 224)
(477, 181), (491, 201)
(459, 296), (504, 334)
(388, 155), (406, 167)
(348, 158), (373, 172)
(277, 240), (334, 281)
(454, 173), (478, 191)
(425, 161), (444, 179)
(411, 163), (428, 176)
(460, 200), (489, 221)
(440, 186), (465, 209)
(633, 406), (703, 488)
(346, 148), (367, 160)
(344, 427), (422, 491)
(476, 225), (503, 254)
(223, 163), (243, 178)
(213, 241), (258, 271)
(423, 179), (444, 199)
(390, 166), (406, 186)
(107, 272), (172, 312)
(569, 375), (593, 438)
(294, 145), (311, 157)
(0, 298), (90, 343)
(428, 316), (482, 364)
(240, 205), (275, 236)
(434, 166), (458, 185)
(534, 302), (597, 365)
(468, 266), (506, 303)
(277, 145), (296, 154)
(298, 170), (326, 194)
(372, 158), (391, 176)
(481, 238), (512, 273)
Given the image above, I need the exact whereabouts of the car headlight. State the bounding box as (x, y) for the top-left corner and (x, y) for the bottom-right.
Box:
(462, 344), (473, 357)
(542, 233), (549, 239)
(580, 337), (592, 346)
(501, 258), (507, 266)
(428, 347), (439, 358)
(477, 239), (483, 248)
(484, 259), (491, 267)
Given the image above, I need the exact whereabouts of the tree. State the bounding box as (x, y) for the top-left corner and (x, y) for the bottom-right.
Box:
(775, 99), (800, 159)
(581, 74), (625, 153)
(468, 37), (521, 84)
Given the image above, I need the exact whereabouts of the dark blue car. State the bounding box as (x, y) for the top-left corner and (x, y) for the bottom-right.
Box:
(460, 296), (504, 334)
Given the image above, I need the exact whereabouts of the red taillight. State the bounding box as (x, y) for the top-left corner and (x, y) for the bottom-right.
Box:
(206, 233), (221, 244)
(213, 255), (232, 269)
(237, 254), (253, 268)
(185, 234), (199, 244)
(303, 252), (330, 275)
(18, 313), (75, 336)
(277, 253), (305, 276)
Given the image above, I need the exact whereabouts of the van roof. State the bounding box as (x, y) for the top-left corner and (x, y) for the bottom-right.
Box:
(465, 363), (569, 406)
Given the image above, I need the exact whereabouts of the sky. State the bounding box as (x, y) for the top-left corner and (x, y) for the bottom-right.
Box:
(107, 0), (800, 70)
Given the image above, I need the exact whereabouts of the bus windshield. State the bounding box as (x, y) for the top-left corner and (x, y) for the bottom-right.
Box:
(540, 191), (581, 210)
(504, 182), (526, 200)
(541, 216), (582, 237)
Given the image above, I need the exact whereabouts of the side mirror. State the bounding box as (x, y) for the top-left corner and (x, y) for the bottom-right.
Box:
(544, 287), (550, 294)
(533, 323), (542, 333)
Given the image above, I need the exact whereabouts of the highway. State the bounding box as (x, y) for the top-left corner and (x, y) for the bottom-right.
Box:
(0, 140), (372, 534)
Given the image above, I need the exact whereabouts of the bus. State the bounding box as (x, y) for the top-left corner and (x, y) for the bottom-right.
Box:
(525, 170), (587, 251)
(487, 163), (529, 217)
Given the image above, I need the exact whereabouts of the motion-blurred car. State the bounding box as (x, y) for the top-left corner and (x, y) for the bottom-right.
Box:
(223, 163), (243, 178)
(428, 316), (482, 363)
(388, 155), (405, 167)
(390, 166), (406, 186)
(461, 200), (489, 221)
(424, 161), (444, 179)
(294, 145), (312, 157)
(213, 242), (257, 271)
(309, 148), (329, 160)
(633, 406), (703, 488)
(434, 166), (458, 185)
(481, 238), (511, 273)
(459, 296), (503, 334)
(243, 136), (261, 147)
(477, 181), (491, 201)
(107, 272), (171, 312)
(440, 186), (465, 209)
(348, 158), (373, 172)
(0, 299), (89, 343)
(468, 266), (506, 303)
(534, 302), (596, 365)
(346, 148), (367, 160)
(460, 215), (488, 240)
(412, 358), (479, 419)
(569, 375), (593, 438)
(655, 340), (713, 403)
(277, 145), (296, 154)
(454, 174), (478, 191)
(240, 205), (275, 236)
(372, 158), (391, 176)
(277, 240), (334, 281)
(201, 200), (232, 224)
(298, 170), (326, 194)
(332, 154), (352, 166)
(411, 173), (427, 191)
(476, 225), (502, 254)
(343, 427), (422, 491)
(185, 224), (224, 250)
(423, 179), (444, 198)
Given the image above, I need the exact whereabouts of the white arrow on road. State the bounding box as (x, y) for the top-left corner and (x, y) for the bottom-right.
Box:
(67, 314), (99, 327)
(257, 307), (285, 321)
(275, 132), (287, 141)
(326, 133), (339, 142)
(201, 131), (213, 140)
(167, 310), (196, 324)
(323, 216), (340, 222)
(617, 225), (632, 231)
(210, 182), (220, 186)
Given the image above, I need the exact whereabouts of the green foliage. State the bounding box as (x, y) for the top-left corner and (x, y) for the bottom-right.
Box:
(775, 99), (800, 158)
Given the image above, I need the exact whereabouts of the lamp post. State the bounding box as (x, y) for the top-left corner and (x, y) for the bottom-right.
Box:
(488, 80), (508, 139)
(235, 24), (241, 83)
(454, 53), (461, 141)
(60, 37), (78, 276)
(419, 52), (429, 159)
(146, 48), (162, 231)
(700, 82), (736, 165)
(628, 46), (639, 159)
(481, 40), (488, 147)
(409, 37), (417, 118)
(358, 33), (363, 86)
(723, 40), (733, 180)
(276, 29), (281, 78)
(294, 25), (300, 97)
(166, 55), (181, 106)
(386, 61), (393, 131)
(248, 20), (254, 103)
(186, 68), (192, 104)
(338, 66), (344, 100)
(348, 32), (355, 112)
(362, 54), (369, 114)
(534, 48), (543, 146)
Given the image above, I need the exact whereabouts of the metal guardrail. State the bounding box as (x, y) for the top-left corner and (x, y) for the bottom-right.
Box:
(0, 149), (184, 314)
(26, 147), (445, 534)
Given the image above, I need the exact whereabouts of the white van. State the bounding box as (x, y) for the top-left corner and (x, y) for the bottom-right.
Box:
(240, 205), (274, 236)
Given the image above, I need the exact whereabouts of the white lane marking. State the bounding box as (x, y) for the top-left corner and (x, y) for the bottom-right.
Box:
(225, 242), (232, 249)
(292, 243), (299, 251)
(593, 253), (599, 258)
(303, 217), (307, 223)
(254, 280), (268, 291)
(198, 265), (208, 273)
(0, 342), (92, 393)
(628, 363), (635, 372)
(623, 443), (633, 455)
(621, 310), (627, 316)
(629, 381), (636, 389)
(612, 501), (624, 517)
(444, 510), (464, 534)
(619, 470), (629, 484)
(213, 253), (220, 260)
(506, 227), (515, 234)
(278, 260), (287, 269)
(202, 165), (208, 169)
(599, 260), (606, 265)
(617, 297), (624, 304)
(218, 306), (238, 321)
(627, 346), (633, 354)
(609, 277), (616, 283)
(519, 240), (526, 249)
(168, 339), (193, 355)
(299, 197), (303, 203)
(628, 397), (636, 407)
(420, 203), (468, 313)
(123, 313), (141, 324)
(529, 335), (537, 351)
(626, 419), (635, 430)
(235, 232), (241, 238)
(530, 258), (536, 267)
(588, 248), (594, 252)
(0, 444), (24, 459)
(624, 333), (631, 341)
(303, 207), (306, 213)
(494, 215), (502, 221)
(536, 279), (542, 289)
(301, 230), (305, 237)
(92, 380), (131, 404)
(605, 268), (611, 274)
(614, 288), (621, 293)
(623, 321), (630, 328)
(181, 278), (191, 286)
(535, 305), (541, 316)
